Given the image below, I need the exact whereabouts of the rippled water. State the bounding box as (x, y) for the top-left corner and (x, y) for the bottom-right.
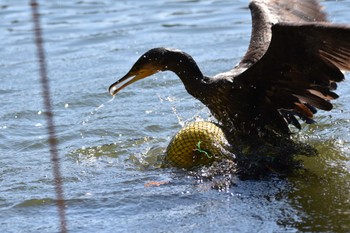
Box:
(1, 0), (350, 232)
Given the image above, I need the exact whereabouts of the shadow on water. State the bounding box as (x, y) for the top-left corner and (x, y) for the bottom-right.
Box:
(288, 139), (350, 232)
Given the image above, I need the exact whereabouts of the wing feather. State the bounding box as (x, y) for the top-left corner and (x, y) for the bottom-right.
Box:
(240, 0), (326, 67)
(234, 22), (350, 134)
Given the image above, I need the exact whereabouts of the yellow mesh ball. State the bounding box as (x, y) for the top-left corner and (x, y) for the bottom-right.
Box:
(166, 121), (228, 169)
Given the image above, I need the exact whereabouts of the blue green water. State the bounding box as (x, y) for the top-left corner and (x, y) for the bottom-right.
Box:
(1, 0), (350, 232)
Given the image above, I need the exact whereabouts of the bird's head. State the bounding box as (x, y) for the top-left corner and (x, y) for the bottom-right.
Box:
(109, 47), (184, 96)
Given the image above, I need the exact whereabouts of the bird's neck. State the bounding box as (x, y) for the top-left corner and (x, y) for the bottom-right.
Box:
(165, 53), (207, 97)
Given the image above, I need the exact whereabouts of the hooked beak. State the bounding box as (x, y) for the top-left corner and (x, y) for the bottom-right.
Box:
(109, 69), (158, 96)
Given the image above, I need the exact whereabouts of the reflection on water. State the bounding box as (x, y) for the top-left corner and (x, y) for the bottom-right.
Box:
(0, 0), (350, 232)
(289, 140), (350, 232)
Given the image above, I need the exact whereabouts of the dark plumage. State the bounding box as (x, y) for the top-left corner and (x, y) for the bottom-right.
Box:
(109, 0), (350, 138)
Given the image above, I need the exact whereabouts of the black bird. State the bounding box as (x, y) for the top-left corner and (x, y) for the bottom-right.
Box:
(109, 0), (350, 138)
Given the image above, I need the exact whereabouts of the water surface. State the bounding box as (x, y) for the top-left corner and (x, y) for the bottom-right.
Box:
(1, 0), (350, 232)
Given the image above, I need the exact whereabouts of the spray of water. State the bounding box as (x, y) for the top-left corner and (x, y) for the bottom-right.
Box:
(81, 96), (115, 126)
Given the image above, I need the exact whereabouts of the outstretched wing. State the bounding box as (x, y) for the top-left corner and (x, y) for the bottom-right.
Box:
(236, 22), (350, 135)
(240, 0), (326, 68)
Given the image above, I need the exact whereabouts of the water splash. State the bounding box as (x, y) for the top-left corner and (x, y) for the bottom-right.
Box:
(108, 95), (116, 103)
(81, 96), (116, 126)
(171, 105), (185, 127)
(81, 104), (104, 125)
(80, 96), (116, 140)
(156, 93), (210, 127)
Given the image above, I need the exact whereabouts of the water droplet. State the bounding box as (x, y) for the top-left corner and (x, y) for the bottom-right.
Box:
(35, 123), (42, 127)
